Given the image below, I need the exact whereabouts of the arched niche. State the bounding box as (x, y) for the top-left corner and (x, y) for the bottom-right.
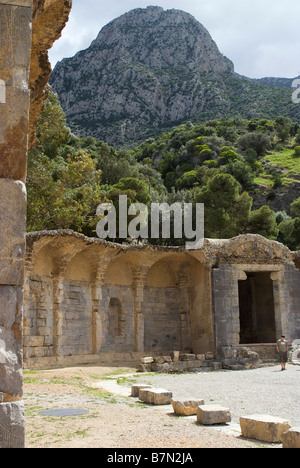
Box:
(31, 245), (54, 277)
(107, 298), (125, 338)
(65, 250), (93, 283)
(104, 258), (133, 286)
(146, 259), (178, 288)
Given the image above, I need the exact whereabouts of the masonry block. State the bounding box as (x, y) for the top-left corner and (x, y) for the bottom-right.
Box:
(139, 388), (173, 405)
(0, 402), (25, 449)
(240, 415), (291, 443)
(0, 286), (23, 398)
(0, 179), (26, 286)
(197, 405), (231, 425)
(131, 384), (151, 397)
(282, 427), (300, 449)
(172, 399), (205, 416)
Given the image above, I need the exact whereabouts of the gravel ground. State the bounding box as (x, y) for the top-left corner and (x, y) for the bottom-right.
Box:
(131, 364), (300, 427)
(24, 364), (299, 449)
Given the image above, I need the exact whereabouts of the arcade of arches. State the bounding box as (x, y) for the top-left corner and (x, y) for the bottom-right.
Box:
(24, 230), (300, 369)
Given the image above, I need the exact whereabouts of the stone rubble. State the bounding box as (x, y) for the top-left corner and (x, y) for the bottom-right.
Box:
(138, 348), (262, 373)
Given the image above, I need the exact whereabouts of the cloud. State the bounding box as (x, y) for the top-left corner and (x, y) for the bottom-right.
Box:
(49, 0), (300, 78)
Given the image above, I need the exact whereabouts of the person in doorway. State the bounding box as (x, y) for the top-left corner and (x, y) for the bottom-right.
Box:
(276, 335), (289, 371)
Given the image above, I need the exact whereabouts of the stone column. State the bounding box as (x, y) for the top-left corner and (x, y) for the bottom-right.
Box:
(272, 266), (300, 341)
(52, 276), (65, 358)
(91, 253), (117, 354)
(0, 0), (33, 448)
(178, 272), (191, 351)
(132, 266), (150, 353)
(212, 265), (242, 356)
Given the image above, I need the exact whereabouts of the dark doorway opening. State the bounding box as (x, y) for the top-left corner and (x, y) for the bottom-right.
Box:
(238, 272), (276, 344)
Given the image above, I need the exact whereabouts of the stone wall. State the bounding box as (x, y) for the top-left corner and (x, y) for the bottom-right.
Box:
(211, 237), (300, 356)
(23, 231), (214, 368)
(23, 231), (300, 371)
(0, 0), (72, 448)
(0, 0), (33, 449)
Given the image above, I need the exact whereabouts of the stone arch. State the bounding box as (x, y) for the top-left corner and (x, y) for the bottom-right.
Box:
(143, 257), (182, 352)
(100, 257), (134, 353)
(104, 257), (133, 286)
(65, 250), (93, 283)
(146, 259), (177, 288)
(30, 244), (54, 277)
(60, 250), (94, 356)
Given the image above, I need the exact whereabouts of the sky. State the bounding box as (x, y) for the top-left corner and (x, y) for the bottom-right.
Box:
(49, 0), (300, 79)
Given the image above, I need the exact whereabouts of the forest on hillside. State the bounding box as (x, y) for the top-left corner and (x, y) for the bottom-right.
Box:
(27, 92), (300, 250)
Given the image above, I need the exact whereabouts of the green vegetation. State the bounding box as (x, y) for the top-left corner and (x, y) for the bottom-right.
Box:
(27, 92), (300, 250)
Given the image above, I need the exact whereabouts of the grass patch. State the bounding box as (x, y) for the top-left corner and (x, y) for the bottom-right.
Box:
(263, 149), (300, 177)
(116, 376), (139, 386)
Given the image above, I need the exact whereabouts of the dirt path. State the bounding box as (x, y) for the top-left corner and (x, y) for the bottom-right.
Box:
(24, 366), (277, 449)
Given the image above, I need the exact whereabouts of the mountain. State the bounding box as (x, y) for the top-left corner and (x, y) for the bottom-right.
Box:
(254, 76), (300, 89)
(50, 6), (300, 147)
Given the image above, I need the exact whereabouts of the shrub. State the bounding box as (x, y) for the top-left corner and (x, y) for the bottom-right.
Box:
(294, 146), (300, 157)
(238, 132), (272, 156)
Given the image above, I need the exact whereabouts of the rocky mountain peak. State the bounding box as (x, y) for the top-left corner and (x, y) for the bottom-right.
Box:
(86, 6), (233, 73)
(50, 7), (296, 147)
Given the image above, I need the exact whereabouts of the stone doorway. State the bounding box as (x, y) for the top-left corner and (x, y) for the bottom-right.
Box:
(238, 272), (276, 344)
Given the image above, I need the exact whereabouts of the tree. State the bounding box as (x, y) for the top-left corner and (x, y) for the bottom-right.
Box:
(27, 149), (102, 235)
(278, 218), (300, 251)
(36, 91), (71, 158)
(219, 148), (238, 164)
(176, 170), (198, 190)
(247, 205), (279, 239)
(238, 132), (272, 156)
(194, 173), (252, 238)
(109, 178), (151, 205)
(275, 116), (291, 142)
(291, 197), (300, 218)
(222, 160), (255, 189)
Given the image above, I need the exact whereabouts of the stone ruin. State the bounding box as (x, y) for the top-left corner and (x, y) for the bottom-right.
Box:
(23, 230), (300, 373)
(137, 348), (262, 374)
(0, 0), (72, 449)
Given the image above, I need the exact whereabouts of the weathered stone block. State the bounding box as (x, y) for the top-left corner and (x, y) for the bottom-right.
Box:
(180, 353), (195, 361)
(151, 362), (171, 372)
(240, 415), (291, 443)
(211, 362), (222, 370)
(139, 388), (173, 405)
(0, 4), (32, 181)
(0, 286), (23, 398)
(205, 352), (214, 360)
(282, 427), (300, 448)
(0, 179), (26, 286)
(131, 384), (151, 398)
(138, 363), (152, 373)
(197, 405), (231, 425)
(162, 356), (172, 363)
(172, 399), (205, 416)
(0, 402), (25, 449)
(196, 354), (205, 361)
(141, 356), (154, 364)
(23, 336), (44, 347)
(172, 351), (180, 362)
(153, 356), (165, 364)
